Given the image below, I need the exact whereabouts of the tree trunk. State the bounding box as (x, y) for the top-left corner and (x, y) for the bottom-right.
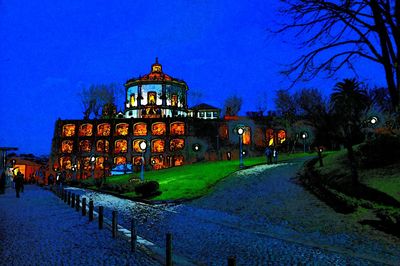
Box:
(345, 143), (359, 186)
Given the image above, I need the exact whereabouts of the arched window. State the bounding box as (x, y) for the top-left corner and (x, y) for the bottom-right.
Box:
(96, 140), (109, 152)
(151, 139), (165, 153)
(170, 122), (185, 135)
(97, 123), (111, 136)
(95, 156), (105, 169)
(59, 156), (72, 170)
(277, 129), (286, 144)
(173, 155), (184, 166)
(79, 140), (92, 152)
(266, 129), (274, 147)
(133, 122), (147, 136)
(114, 156), (126, 165)
(114, 139), (127, 153)
(152, 122), (166, 135)
(115, 123), (129, 136)
(61, 140), (73, 153)
(150, 155), (164, 170)
(243, 126), (251, 145)
(79, 123), (93, 136)
(62, 124), (76, 137)
(170, 139), (185, 151)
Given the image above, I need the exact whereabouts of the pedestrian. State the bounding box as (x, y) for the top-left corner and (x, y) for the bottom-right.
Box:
(48, 173), (54, 186)
(0, 171), (6, 194)
(15, 170), (24, 198)
(273, 148), (279, 164)
(265, 147), (272, 164)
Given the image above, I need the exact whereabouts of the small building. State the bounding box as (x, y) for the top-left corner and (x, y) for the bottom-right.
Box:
(188, 103), (220, 120)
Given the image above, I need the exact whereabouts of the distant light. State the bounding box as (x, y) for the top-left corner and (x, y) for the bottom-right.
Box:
(242, 151), (246, 155)
(370, 116), (378, 124)
(301, 132), (308, 139)
(237, 128), (244, 135)
(90, 156), (96, 163)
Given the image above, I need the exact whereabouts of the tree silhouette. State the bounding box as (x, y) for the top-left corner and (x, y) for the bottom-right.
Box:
(330, 78), (371, 185)
(278, 0), (400, 111)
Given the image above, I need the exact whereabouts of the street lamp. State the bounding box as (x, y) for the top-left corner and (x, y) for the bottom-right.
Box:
(370, 116), (378, 125)
(90, 155), (96, 179)
(237, 127), (244, 169)
(301, 132), (308, 153)
(72, 164), (77, 180)
(139, 141), (147, 181)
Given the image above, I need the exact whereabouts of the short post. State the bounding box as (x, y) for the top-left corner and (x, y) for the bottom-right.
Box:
(166, 233), (172, 266)
(318, 149), (324, 167)
(112, 211), (118, 238)
(75, 195), (80, 212)
(67, 191), (71, 205)
(89, 200), (94, 221)
(63, 190), (67, 202)
(71, 193), (75, 208)
(228, 256), (236, 266)
(98, 206), (104, 230)
(82, 198), (87, 216)
(131, 219), (137, 252)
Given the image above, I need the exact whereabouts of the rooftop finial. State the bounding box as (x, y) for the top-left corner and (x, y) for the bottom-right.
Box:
(155, 57), (159, 64)
(151, 57), (162, 73)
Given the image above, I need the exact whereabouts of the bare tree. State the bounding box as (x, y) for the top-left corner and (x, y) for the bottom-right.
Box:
(80, 83), (119, 119)
(223, 95), (243, 116)
(278, 0), (400, 111)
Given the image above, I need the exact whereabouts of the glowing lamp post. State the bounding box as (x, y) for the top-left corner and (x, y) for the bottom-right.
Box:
(301, 132), (308, 153)
(90, 155), (96, 179)
(139, 141), (147, 181)
(370, 116), (378, 125)
(237, 127), (244, 169)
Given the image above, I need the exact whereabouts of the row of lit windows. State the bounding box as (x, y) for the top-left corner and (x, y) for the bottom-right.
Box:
(58, 154), (184, 171)
(218, 125), (286, 146)
(61, 138), (185, 154)
(62, 122), (185, 137)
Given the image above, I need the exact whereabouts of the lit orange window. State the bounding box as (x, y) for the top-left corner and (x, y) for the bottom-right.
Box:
(114, 156), (126, 165)
(133, 139), (146, 153)
(219, 124), (229, 140)
(59, 156), (72, 170)
(170, 139), (184, 151)
(151, 155), (164, 170)
(266, 129), (274, 147)
(97, 123), (111, 136)
(173, 155), (184, 166)
(277, 130), (286, 144)
(79, 140), (92, 152)
(151, 139), (165, 153)
(171, 94), (178, 106)
(62, 124), (76, 137)
(61, 140), (73, 153)
(152, 122), (166, 135)
(243, 127), (251, 145)
(95, 157), (105, 169)
(79, 123), (93, 136)
(114, 139), (127, 153)
(170, 122), (185, 135)
(115, 123), (129, 136)
(133, 156), (143, 166)
(96, 140), (109, 152)
(148, 92), (156, 105)
(133, 122), (147, 136)
(82, 157), (91, 171)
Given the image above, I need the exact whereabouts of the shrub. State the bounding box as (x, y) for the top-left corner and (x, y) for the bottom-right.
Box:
(135, 181), (160, 198)
(357, 134), (400, 168)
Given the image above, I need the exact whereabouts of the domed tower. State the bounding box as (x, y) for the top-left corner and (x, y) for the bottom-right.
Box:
(124, 58), (189, 118)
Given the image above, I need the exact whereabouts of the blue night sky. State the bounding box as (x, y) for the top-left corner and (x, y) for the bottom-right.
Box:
(0, 1), (386, 156)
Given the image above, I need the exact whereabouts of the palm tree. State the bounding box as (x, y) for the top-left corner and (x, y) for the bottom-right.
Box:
(330, 78), (371, 186)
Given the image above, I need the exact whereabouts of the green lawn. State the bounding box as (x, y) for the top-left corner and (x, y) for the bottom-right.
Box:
(107, 152), (313, 201)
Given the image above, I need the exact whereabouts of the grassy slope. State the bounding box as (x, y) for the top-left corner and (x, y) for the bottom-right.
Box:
(107, 152), (311, 201)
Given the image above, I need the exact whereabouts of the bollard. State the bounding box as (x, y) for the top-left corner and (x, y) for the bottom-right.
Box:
(131, 219), (137, 252)
(166, 233), (172, 266)
(61, 189), (64, 201)
(89, 200), (94, 221)
(98, 206), (104, 230)
(82, 198), (87, 216)
(67, 191), (71, 205)
(71, 193), (75, 208)
(112, 211), (118, 238)
(228, 256), (236, 266)
(76, 195), (80, 212)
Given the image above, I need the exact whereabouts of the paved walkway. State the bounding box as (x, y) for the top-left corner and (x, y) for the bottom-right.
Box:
(0, 185), (160, 266)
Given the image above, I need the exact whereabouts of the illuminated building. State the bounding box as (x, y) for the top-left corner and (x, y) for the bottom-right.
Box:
(49, 59), (287, 178)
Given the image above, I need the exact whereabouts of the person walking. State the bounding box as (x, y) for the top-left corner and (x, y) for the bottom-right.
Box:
(273, 148), (279, 164)
(15, 170), (24, 198)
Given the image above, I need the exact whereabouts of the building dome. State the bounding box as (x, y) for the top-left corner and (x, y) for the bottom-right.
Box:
(124, 58), (189, 119)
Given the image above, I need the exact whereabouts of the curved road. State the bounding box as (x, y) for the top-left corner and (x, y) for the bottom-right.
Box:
(77, 158), (400, 265)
